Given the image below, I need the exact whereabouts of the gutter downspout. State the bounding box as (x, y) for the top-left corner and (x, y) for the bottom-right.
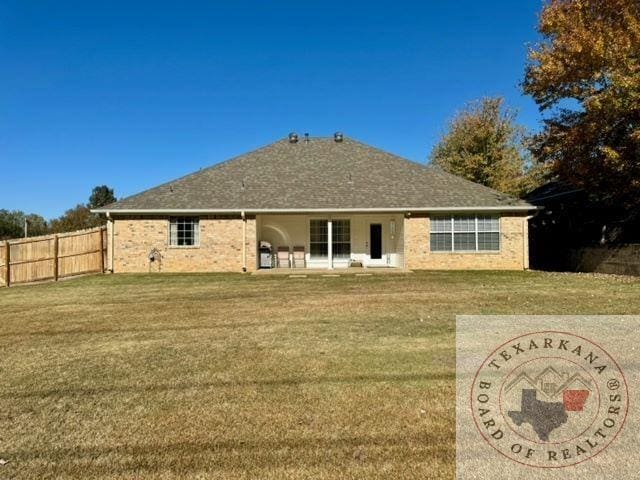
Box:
(241, 211), (247, 272)
(524, 210), (541, 270)
(107, 212), (115, 273)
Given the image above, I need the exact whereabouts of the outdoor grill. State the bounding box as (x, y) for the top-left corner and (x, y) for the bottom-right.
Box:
(259, 241), (272, 268)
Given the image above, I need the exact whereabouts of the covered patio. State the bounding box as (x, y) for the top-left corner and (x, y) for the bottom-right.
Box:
(256, 213), (405, 270)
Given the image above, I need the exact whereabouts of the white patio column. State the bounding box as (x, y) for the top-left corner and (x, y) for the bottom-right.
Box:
(327, 219), (333, 269)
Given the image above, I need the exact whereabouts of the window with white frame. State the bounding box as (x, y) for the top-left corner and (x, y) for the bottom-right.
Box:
(309, 219), (351, 260)
(430, 215), (500, 252)
(169, 217), (200, 246)
(310, 219), (328, 258)
(477, 216), (500, 251)
(332, 219), (351, 259)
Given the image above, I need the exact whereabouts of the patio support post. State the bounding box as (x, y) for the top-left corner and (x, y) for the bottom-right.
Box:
(327, 219), (333, 269)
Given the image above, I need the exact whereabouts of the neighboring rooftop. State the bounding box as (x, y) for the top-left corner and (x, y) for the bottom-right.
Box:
(525, 180), (584, 204)
(96, 136), (534, 212)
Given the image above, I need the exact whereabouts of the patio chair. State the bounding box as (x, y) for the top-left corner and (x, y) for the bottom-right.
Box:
(276, 246), (291, 268)
(292, 246), (306, 269)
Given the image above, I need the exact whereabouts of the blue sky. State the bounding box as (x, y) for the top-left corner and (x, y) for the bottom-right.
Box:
(1, 1), (543, 219)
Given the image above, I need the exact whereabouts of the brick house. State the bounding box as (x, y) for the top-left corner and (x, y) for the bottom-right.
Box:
(93, 134), (536, 273)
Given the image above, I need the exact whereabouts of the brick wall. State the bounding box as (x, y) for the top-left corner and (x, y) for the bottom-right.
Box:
(111, 216), (256, 273)
(404, 214), (529, 270)
(110, 213), (527, 273)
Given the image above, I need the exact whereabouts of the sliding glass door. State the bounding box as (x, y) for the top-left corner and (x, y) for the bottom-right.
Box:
(332, 219), (351, 260)
(309, 219), (328, 259)
(309, 219), (351, 263)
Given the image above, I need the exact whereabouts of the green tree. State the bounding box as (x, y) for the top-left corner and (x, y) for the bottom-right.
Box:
(24, 214), (49, 237)
(49, 185), (117, 233)
(49, 204), (101, 234)
(50, 203), (102, 233)
(430, 97), (541, 197)
(0, 210), (49, 240)
(524, 0), (640, 207)
(88, 185), (116, 209)
(0, 210), (25, 240)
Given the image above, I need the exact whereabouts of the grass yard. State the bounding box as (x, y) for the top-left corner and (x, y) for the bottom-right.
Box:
(1, 270), (639, 479)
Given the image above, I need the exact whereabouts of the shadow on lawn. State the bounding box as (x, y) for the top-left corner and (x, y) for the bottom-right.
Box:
(0, 320), (274, 338)
(2, 372), (453, 399)
(7, 431), (453, 474)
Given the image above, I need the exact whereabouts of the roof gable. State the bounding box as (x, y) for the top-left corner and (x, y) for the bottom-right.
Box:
(97, 136), (533, 212)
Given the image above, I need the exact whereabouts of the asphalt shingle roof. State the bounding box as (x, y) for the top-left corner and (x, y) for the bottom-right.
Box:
(97, 136), (533, 212)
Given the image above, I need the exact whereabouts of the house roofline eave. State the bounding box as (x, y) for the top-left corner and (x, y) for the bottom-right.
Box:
(91, 205), (539, 215)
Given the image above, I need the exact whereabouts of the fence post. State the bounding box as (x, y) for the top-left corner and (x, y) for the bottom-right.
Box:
(53, 235), (59, 281)
(4, 241), (9, 287)
(99, 227), (105, 273)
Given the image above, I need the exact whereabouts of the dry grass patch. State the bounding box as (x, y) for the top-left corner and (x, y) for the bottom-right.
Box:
(0, 271), (638, 479)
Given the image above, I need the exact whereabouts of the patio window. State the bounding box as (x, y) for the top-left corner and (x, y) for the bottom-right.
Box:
(332, 219), (351, 259)
(430, 215), (500, 252)
(169, 217), (200, 247)
(310, 219), (328, 258)
(309, 219), (352, 260)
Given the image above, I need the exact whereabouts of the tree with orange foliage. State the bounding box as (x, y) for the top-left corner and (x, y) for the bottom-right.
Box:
(430, 97), (541, 197)
(524, 0), (640, 208)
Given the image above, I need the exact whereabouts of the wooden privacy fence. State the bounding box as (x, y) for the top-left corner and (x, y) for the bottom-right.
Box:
(0, 226), (106, 286)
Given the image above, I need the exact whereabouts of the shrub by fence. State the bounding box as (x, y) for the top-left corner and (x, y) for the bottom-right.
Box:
(0, 226), (106, 286)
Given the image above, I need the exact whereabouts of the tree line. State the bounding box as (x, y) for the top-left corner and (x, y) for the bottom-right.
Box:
(431, 0), (639, 223)
(0, 186), (116, 240)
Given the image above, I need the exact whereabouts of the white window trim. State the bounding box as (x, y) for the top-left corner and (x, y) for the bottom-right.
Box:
(308, 217), (352, 264)
(430, 215), (501, 254)
(309, 218), (329, 261)
(168, 216), (201, 248)
(331, 218), (352, 262)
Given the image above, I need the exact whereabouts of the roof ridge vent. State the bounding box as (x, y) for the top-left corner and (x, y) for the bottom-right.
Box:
(288, 132), (299, 143)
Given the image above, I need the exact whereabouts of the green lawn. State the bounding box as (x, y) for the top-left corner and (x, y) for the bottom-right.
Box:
(1, 271), (638, 479)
